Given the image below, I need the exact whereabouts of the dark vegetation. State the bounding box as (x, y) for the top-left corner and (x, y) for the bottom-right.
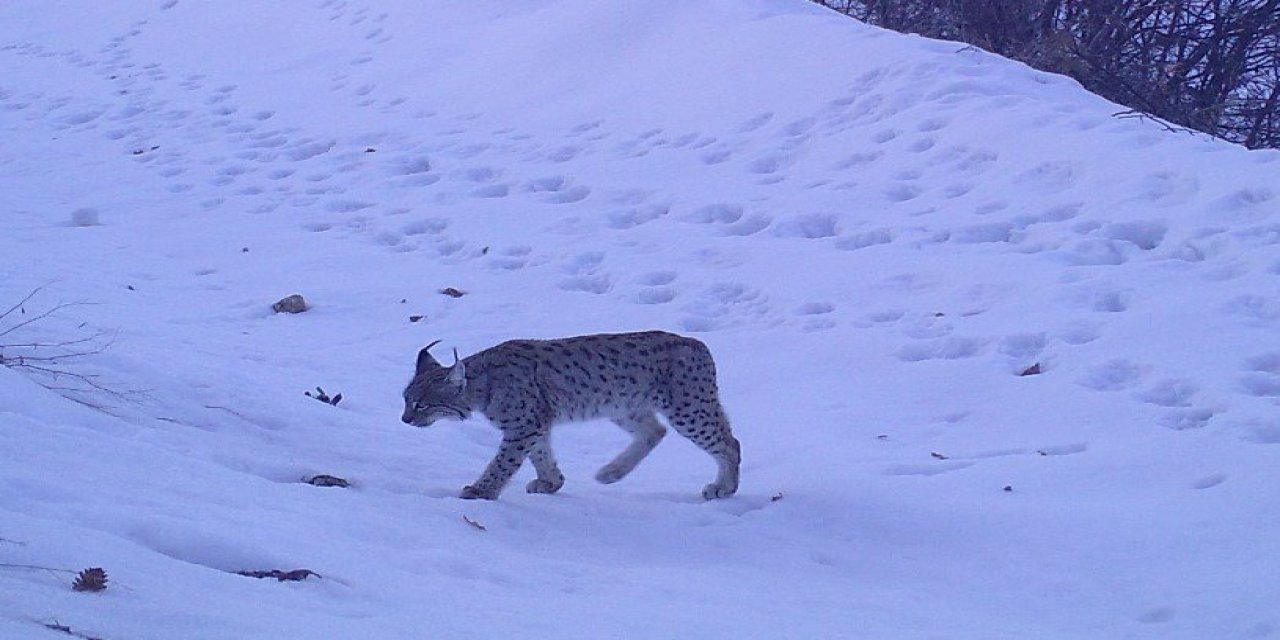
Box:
(813, 0), (1280, 148)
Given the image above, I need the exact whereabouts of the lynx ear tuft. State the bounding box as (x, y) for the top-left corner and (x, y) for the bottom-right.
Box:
(416, 339), (444, 373)
(447, 348), (466, 389)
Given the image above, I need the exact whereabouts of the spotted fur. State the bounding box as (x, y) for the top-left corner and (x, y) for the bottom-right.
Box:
(402, 331), (740, 500)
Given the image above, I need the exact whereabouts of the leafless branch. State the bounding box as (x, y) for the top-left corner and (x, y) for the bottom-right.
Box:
(0, 283), (50, 324)
(0, 562), (78, 576)
(1111, 108), (1202, 135)
(1, 287), (140, 411)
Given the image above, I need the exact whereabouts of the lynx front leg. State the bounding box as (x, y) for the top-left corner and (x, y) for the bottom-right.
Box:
(525, 435), (565, 494)
(461, 431), (537, 500)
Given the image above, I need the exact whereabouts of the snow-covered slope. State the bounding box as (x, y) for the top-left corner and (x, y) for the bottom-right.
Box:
(2, 1), (1278, 638)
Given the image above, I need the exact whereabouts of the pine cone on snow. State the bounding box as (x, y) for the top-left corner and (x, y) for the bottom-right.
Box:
(72, 567), (108, 592)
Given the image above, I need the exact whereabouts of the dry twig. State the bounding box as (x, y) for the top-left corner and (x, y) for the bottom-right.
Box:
(41, 621), (107, 640)
(462, 515), (487, 532)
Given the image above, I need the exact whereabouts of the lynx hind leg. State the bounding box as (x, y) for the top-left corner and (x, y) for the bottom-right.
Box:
(663, 401), (740, 499)
(703, 428), (741, 499)
(664, 343), (739, 499)
(678, 405), (739, 499)
(596, 411), (667, 484)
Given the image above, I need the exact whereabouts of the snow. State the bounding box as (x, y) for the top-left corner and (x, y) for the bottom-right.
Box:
(2, 0), (1279, 638)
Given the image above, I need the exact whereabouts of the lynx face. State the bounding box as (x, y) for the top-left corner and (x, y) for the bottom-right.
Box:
(401, 342), (469, 427)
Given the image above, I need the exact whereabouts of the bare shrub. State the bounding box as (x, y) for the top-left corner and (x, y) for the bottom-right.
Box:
(0, 286), (130, 409)
(812, 0), (1280, 149)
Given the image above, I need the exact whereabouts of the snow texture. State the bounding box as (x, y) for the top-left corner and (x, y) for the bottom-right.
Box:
(1, 1), (1278, 638)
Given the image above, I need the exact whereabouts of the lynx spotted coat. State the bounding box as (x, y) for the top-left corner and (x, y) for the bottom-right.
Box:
(402, 331), (740, 500)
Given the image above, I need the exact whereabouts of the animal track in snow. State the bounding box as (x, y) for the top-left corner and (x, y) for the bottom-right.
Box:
(952, 222), (1014, 244)
(519, 173), (589, 204)
(634, 287), (676, 304)
(471, 184), (510, 198)
(567, 121), (603, 137)
(607, 204), (669, 229)
(523, 176), (568, 193)
(485, 246), (534, 271)
(871, 129), (898, 144)
(546, 145), (582, 163)
(795, 302), (834, 316)
(747, 153), (791, 175)
(883, 460), (975, 476)
(1016, 202), (1083, 227)
(1037, 442), (1088, 456)
(1138, 171), (1200, 205)
(1078, 359), (1146, 391)
(546, 185), (590, 204)
(1137, 607), (1176, 625)
(326, 198), (375, 212)
(942, 183), (974, 199)
(1224, 294), (1280, 324)
(1100, 220), (1167, 250)
(558, 276), (611, 294)
(998, 332), (1046, 360)
(392, 156), (432, 176)
(700, 147), (734, 165)
(1015, 160), (1078, 192)
(1240, 352), (1280, 397)
(895, 336), (987, 362)
(677, 282), (770, 332)
(1160, 408), (1215, 431)
(1060, 238), (1132, 266)
(452, 166), (500, 183)
(1220, 187), (1275, 213)
(907, 137), (936, 153)
(284, 139), (336, 161)
(684, 203), (743, 224)
(737, 112), (773, 133)
(720, 214), (772, 237)
(833, 151), (883, 171)
(773, 212), (839, 239)
(835, 229), (894, 251)
(868, 309), (906, 324)
(636, 271), (676, 286)
(401, 217), (448, 236)
(782, 117), (816, 136)
(1190, 474), (1226, 489)
(885, 184), (923, 202)
(952, 150), (998, 174)
(561, 251), (605, 277)
(1241, 420), (1280, 445)
(1134, 378), (1198, 407)
(1065, 285), (1131, 313)
(917, 117), (949, 132)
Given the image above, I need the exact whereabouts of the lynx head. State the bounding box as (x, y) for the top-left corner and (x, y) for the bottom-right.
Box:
(401, 340), (469, 427)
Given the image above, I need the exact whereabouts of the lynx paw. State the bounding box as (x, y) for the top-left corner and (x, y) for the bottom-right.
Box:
(595, 463), (631, 484)
(702, 482), (737, 500)
(460, 485), (499, 500)
(526, 477), (564, 494)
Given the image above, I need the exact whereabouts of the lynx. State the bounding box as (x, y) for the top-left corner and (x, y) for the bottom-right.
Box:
(401, 331), (741, 500)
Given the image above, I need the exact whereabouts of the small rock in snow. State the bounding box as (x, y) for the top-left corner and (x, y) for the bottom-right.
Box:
(272, 294), (308, 314)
